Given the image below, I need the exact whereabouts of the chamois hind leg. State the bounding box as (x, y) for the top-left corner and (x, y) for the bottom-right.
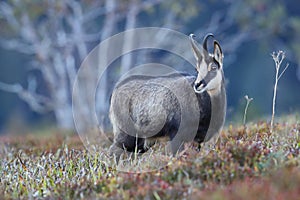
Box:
(109, 142), (124, 164)
(109, 127), (147, 163)
(109, 127), (128, 163)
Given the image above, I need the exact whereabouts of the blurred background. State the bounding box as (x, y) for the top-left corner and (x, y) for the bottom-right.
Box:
(0, 0), (299, 134)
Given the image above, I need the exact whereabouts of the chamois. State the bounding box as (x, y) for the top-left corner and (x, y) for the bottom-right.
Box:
(109, 33), (226, 160)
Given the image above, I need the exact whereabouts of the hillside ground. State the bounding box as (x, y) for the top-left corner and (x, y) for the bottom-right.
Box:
(0, 115), (299, 199)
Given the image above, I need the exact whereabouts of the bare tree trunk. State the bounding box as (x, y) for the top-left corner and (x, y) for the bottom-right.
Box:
(0, 1), (95, 130)
(120, 0), (138, 76)
(96, 0), (117, 130)
(1, 0), (197, 131)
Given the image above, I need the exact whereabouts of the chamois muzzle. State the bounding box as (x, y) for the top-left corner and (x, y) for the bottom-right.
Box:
(194, 80), (206, 93)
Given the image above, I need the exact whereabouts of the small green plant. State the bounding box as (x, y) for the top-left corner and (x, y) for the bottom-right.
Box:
(243, 95), (253, 126)
(270, 51), (289, 133)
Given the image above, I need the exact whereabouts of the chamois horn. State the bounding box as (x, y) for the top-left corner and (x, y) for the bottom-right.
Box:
(203, 33), (214, 53)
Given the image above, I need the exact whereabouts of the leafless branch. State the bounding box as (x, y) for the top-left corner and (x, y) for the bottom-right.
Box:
(83, 6), (106, 23)
(278, 63), (290, 80)
(120, 0), (139, 75)
(0, 0), (185, 129)
(0, 39), (36, 55)
(270, 51), (289, 133)
(0, 80), (54, 113)
(243, 95), (253, 126)
(0, 2), (20, 30)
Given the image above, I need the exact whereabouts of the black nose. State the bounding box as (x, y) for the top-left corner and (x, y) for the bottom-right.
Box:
(195, 80), (206, 88)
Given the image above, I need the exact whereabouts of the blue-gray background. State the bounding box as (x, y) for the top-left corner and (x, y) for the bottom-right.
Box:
(0, 0), (299, 133)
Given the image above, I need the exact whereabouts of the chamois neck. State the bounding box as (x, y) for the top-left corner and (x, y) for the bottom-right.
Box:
(205, 84), (226, 141)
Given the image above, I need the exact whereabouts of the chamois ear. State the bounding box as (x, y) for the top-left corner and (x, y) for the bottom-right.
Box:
(213, 40), (223, 68)
(189, 34), (203, 64)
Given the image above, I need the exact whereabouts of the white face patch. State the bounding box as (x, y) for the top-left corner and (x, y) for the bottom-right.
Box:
(196, 60), (208, 84)
(191, 37), (224, 96)
(194, 70), (222, 94)
(205, 70), (222, 95)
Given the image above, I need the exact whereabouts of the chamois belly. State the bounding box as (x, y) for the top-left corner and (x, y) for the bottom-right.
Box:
(128, 83), (181, 139)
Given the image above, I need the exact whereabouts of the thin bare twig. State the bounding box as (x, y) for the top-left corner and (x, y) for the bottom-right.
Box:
(270, 51), (289, 133)
(243, 95), (253, 126)
(278, 63), (290, 80)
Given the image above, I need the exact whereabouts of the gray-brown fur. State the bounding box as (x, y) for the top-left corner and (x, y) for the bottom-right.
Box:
(109, 33), (226, 160)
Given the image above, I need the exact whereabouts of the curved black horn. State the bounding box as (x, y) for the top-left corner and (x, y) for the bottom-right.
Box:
(202, 33), (214, 53)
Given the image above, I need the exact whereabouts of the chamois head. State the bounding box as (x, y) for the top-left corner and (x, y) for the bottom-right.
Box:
(190, 33), (224, 96)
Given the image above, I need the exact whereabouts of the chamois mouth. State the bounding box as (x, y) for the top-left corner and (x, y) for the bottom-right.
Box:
(194, 81), (207, 93)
